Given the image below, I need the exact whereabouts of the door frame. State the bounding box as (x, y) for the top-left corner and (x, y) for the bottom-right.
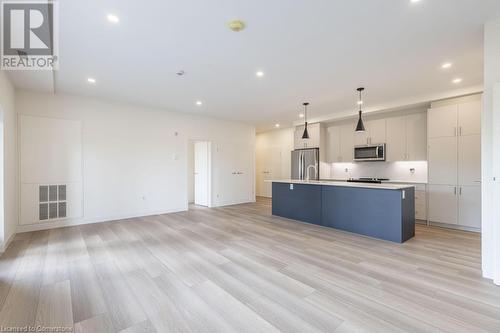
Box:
(187, 139), (212, 208)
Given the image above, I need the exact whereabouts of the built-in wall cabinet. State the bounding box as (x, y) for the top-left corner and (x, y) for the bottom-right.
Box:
(326, 123), (355, 163)
(326, 111), (427, 163)
(386, 113), (427, 162)
(354, 118), (386, 146)
(294, 123), (322, 149)
(427, 100), (482, 230)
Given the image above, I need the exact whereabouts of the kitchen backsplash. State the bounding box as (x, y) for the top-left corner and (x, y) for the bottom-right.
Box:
(326, 161), (428, 183)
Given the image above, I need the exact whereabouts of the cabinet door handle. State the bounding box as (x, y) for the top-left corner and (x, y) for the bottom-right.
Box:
(454, 187), (457, 195)
(454, 127), (457, 136)
(459, 126), (463, 136)
(459, 187), (462, 195)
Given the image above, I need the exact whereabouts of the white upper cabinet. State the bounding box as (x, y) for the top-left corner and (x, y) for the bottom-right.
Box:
(458, 101), (481, 136)
(354, 127), (368, 146)
(294, 123), (321, 149)
(340, 123), (355, 162)
(354, 119), (386, 146)
(326, 126), (341, 163)
(458, 134), (481, 185)
(327, 123), (355, 163)
(428, 136), (458, 185)
(386, 113), (426, 162)
(386, 116), (407, 162)
(427, 104), (458, 138)
(368, 119), (386, 144)
(406, 113), (427, 161)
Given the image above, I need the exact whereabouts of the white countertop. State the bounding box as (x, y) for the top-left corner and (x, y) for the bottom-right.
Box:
(268, 179), (415, 190)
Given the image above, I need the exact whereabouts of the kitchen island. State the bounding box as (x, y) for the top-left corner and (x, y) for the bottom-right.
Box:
(271, 180), (415, 243)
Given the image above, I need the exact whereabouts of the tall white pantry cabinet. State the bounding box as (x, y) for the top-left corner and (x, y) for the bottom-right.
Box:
(427, 100), (482, 230)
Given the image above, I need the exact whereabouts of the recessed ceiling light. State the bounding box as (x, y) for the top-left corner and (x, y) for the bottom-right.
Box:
(410, 0), (421, 3)
(452, 78), (463, 84)
(107, 14), (119, 23)
(228, 20), (245, 32)
(275, 124), (280, 128)
(87, 78), (96, 84)
(441, 62), (452, 69)
(196, 101), (203, 106)
(256, 71), (265, 77)
(299, 113), (304, 118)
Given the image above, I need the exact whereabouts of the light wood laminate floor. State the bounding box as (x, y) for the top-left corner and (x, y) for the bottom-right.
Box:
(1, 198), (499, 333)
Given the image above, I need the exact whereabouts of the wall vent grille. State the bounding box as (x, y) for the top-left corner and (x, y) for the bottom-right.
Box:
(39, 185), (67, 221)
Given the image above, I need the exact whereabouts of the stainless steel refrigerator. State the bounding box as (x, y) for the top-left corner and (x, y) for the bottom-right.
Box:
(291, 148), (319, 180)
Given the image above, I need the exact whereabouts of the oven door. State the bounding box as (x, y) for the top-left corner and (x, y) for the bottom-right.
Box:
(354, 145), (385, 161)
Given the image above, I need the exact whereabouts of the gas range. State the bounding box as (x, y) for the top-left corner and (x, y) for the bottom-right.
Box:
(346, 178), (390, 184)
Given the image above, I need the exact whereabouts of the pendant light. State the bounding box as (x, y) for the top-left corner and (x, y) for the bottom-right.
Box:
(302, 102), (310, 139)
(355, 87), (366, 132)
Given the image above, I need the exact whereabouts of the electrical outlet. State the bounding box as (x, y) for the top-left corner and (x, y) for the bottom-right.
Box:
(410, 168), (415, 174)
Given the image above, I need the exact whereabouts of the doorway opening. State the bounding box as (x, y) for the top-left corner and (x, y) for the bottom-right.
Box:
(188, 140), (211, 208)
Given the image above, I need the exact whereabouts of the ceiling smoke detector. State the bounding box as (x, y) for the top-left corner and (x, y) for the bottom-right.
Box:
(228, 20), (245, 32)
(176, 70), (185, 76)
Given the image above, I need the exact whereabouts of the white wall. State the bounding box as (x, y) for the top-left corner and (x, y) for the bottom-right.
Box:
(482, 19), (500, 284)
(15, 90), (255, 232)
(0, 71), (18, 251)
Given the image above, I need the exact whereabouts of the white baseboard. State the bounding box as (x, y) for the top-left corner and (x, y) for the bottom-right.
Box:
(429, 221), (481, 233)
(213, 198), (256, 207)
(16, 206), (188, 233)
(0, 232), (16, 253)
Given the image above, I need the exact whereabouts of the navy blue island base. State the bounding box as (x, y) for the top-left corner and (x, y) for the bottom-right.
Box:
(272, 182), (415, 243)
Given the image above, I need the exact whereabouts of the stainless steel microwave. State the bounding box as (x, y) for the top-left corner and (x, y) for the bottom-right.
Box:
(354, 144), (386, 162)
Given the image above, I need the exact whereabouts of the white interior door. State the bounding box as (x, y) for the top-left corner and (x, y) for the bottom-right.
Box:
(257, 147), (282, 197)
(194, 141), (209, 206)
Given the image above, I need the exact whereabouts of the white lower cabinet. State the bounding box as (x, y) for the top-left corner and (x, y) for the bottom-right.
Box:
(415, 189), (427, 220)
(427, 184), (481, 229)
(458, 186), (481, 229)
(428, 185), (459, 225)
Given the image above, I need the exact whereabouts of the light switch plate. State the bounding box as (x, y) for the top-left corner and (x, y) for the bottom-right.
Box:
(289, 184), (294, 190)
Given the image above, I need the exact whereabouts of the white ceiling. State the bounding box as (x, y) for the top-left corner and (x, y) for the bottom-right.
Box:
(7, 0), (500, 131)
